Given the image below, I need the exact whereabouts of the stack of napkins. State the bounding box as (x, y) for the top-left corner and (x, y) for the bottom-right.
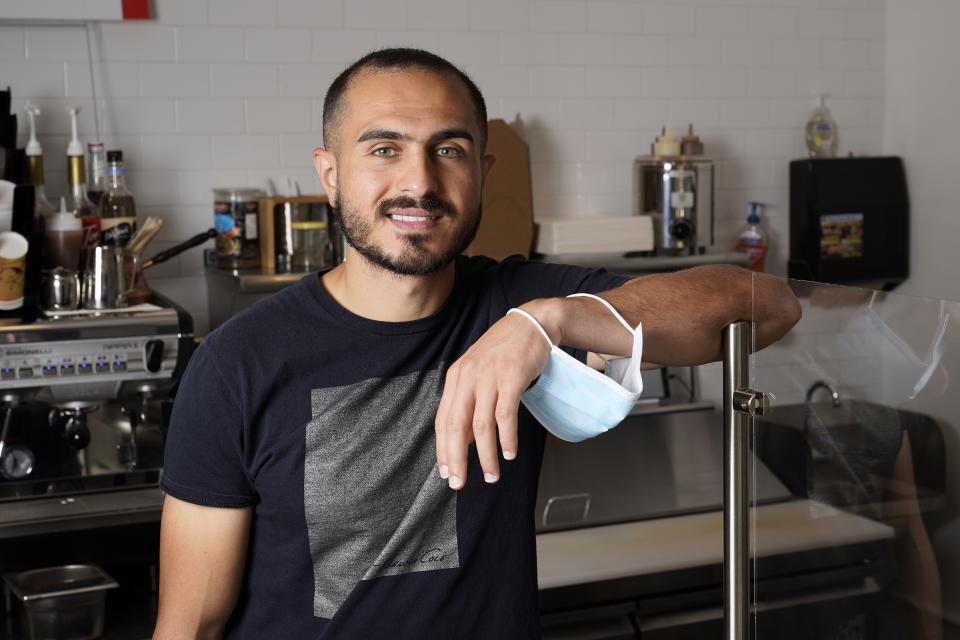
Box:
(535, 216), (654, 255)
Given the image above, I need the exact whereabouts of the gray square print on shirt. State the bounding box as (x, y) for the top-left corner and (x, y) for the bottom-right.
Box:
(304, 367), (459, 619)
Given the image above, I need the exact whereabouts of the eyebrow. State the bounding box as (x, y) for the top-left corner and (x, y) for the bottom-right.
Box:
(355, 128), (475, 145)
(429, 128), (474, 145)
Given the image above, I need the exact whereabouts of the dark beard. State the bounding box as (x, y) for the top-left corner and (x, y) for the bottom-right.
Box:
(331, 194), (481, 276)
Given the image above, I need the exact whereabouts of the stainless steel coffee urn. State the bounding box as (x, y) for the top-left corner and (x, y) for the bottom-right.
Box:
(634, 126), (715, 255)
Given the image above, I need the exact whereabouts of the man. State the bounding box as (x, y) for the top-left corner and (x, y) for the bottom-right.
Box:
(154, 48), (800, 639)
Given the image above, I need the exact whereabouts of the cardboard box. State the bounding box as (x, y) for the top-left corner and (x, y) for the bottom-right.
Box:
(465, 117), (535, 261)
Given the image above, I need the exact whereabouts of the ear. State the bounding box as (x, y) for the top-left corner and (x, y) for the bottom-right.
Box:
(313, 148), (338, 202)
(480, 152), (497, 187)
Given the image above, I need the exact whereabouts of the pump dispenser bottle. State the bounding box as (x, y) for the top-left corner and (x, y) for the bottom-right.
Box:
(65, 106), (99, 246)
(24, 104), (56, 217)
(805, 95), (838, 158)
(734, 202), (768, 272)
(86, 142), (107, 205)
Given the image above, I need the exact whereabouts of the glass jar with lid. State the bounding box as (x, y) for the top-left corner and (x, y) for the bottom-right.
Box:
(213, 188), (264, 269)
(291, 220), (331, 271)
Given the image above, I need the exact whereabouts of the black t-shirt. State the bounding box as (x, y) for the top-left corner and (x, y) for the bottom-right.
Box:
(161, 255), (625, 639)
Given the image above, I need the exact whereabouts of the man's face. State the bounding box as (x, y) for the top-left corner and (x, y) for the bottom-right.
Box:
(315, 68), (495, 276)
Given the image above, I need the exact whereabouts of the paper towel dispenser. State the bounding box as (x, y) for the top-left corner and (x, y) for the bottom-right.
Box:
(789, 157), (908, 290)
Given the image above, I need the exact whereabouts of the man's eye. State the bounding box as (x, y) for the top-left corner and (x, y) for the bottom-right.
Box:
(372, 148), (398, 158)
(436, 147), (463, 158)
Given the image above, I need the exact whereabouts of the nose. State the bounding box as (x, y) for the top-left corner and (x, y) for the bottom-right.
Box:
(396, 148), (440, 198)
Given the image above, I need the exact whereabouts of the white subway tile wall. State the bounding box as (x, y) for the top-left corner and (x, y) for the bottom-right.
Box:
(1, 0), (885, 334)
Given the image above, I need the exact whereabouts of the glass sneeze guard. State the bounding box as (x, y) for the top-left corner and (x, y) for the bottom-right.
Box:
(741, 277), (953, 640)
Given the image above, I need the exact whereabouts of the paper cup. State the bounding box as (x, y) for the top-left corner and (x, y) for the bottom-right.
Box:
(0, 231), (29, 310)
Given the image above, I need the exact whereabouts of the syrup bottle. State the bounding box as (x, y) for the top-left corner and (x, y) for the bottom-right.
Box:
(97, 150), (137, 247)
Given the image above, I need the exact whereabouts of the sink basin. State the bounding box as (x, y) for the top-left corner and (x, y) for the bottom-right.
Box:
(753, 400), (945, 519)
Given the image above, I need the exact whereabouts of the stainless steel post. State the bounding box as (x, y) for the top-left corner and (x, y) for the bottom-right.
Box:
(723, 321), (750, 640)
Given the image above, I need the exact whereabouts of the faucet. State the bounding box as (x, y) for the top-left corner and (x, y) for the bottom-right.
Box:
(806, 380), (841, 407)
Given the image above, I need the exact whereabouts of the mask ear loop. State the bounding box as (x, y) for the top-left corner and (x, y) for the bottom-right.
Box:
(566, 293), (638, 363)
(507, 308), (555, 348)
(911, 301), (950, 398)
(868, 293), (950, 398)
(567, 293), (635, 335)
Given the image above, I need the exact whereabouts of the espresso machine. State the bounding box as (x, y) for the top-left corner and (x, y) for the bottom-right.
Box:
(0, 298), (192, 636)
(0, 298), (193, 538)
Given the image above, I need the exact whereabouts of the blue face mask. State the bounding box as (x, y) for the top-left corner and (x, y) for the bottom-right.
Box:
(507, 293), (643, 442)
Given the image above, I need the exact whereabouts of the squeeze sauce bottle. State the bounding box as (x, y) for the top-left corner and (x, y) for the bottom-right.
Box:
(734, 202), (767, 273)
(44, 197), (83, 270)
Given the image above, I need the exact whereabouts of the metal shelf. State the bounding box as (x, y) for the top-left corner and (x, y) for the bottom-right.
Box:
(536, 251), (751, 276)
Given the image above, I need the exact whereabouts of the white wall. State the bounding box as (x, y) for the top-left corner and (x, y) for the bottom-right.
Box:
(883, 0), (960, 303)
(1, 0), (886, 333)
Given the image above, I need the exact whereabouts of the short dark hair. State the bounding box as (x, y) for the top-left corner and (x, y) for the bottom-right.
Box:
(322, 47), (488, 153)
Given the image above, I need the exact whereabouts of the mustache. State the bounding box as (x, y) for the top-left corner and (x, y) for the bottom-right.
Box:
(377, 196), (454, 218)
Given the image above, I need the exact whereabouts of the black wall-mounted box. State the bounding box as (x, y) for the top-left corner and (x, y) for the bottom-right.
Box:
(789, 157), (909, 290)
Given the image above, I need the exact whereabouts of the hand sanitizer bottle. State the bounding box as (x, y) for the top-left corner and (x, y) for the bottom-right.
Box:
(734, 202), (768, 272)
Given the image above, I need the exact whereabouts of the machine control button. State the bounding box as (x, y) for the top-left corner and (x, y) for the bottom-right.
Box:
(95, 362), (110, 373)
(144, 340), (165, 373)
(0, 368), (13, 380)
(60, 363), (75, 375)
(17, 367), (33, 379)
(42, 364), (58, 377)
(113, 361), (127, 372)
(78, 362), (93, 375)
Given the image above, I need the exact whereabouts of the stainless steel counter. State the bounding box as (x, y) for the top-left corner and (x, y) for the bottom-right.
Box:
(0, 487), (163, 540)
(537, 499), (893, 590)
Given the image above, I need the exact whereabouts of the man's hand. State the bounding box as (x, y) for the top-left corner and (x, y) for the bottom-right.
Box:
(434, 304), (555, 490)
(433, 266), (802, 490)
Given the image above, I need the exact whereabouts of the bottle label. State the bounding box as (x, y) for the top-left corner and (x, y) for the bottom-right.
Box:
(214, 199), (259, 259)
(735, 239), (767, 272)
(81, 216), (101, 247)
(99, 217), (137, 248)
(99, 222), (134, 247)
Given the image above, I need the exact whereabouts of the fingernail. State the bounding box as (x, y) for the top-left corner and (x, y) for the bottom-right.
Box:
(484, 473), (498, 484)
(503, 450), (516, 461)
(439, 465), (449, 479)
(448, 475), (463, 490)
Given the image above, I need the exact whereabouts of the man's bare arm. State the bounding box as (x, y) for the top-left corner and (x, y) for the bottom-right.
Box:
(153, 496), (253, 640)
(435, 265), (801, 489)
(530, 265), (801, 365)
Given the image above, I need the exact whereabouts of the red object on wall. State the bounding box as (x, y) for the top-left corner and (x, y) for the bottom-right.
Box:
(121, 0), (150, 20)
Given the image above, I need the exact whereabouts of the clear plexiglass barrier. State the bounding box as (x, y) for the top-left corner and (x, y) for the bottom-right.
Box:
(748, 277), (955, 640)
